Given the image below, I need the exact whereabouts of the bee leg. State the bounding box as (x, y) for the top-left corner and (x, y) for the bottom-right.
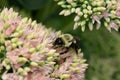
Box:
(75, 49), (78, 54)
(60, 47), (69, 54)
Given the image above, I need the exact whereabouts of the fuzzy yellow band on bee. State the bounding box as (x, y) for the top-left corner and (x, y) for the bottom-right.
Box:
(59, 34), (73, 47)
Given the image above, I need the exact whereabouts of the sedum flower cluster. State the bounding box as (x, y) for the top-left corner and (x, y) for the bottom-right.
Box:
(0, 8), (88, 80)
(55, 0), (120, 31)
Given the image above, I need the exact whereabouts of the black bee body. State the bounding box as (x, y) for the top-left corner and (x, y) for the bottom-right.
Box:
(53, 34), (80, 54)
(69, 40), (80, 53)
(53, 38), (65, 47)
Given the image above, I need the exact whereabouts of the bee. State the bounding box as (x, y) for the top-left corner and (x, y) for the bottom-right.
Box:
(53, 34), (80, 54)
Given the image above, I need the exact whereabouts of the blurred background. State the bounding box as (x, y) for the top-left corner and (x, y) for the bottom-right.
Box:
(0, 0), (120, 80)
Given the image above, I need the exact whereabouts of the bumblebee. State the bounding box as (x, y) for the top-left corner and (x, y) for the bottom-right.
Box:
(53, 34), (80, 54)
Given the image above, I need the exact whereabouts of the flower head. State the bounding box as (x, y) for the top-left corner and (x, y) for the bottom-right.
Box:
(0, 8), (88, 80)
(55, 0), (120, 31)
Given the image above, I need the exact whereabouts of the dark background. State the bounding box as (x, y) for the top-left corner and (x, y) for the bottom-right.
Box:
(0, 0), (120, 80)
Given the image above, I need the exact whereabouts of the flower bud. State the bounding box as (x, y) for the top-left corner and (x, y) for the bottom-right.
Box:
(0, 46), (5, 51)
(64, 10), (71, 16)
(29, 48), (36, 53)
(11, 38), (18, 43)
(3, 23), (9, 29)
(74, 16), (80, 22)
(30, 62), (38, 66)
(12, 43), (17, 49)
(6, 65), (11, 70)
(24, 67), (30, 72)
(60, 74), (70, 79)
(22, 17), (28, 23)
(18, 68), (24, 73)
(38, 61), (45, 66)
(47, 56), (53, 61)
(58, 1), (65, 5)
(18, 57), (28, 63)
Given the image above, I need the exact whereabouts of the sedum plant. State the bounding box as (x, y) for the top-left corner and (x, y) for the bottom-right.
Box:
(0, 8), (88, 80)
(55, 0), (120, 31)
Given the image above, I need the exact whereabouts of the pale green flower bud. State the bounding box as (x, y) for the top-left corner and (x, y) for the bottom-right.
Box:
(22, 71), (28, 76)
(71, 8), (75, 13)
(111, 10), (116, 15)
(66, 0), (73, 3)
(30, 62), (38, 66)
(84, 1), (88, 4)
(54, 53), (59, 57)
(17, 41), (23, 46)
(24, 67), (30, 72)
(84, 14), (88, 18)
(79, 59), (87, 63)
(81, 25), (85, 32)
(82, 4), (87, 8)
(73, 58), (80, 62)
(60, 74), (70, 79)
(83, 9), (88, 14)
(36, 44), (42, 50)
(74, 23), (78, 30)
(27, 33), (34, 39)
(22, 17), (28, 23)
(39, 50), (46, 54)
(18, 57), (28, 63)
(3, 23), (9, 29)
(61, 5), (66, 8)
(78, 12), (83, 16)
(18, 30), (24, 35)
(47, 51), (55, 57)
(16, 25), (22, 31)
(87, 6), (92, 10)
(71, 3), (77, 7)
(4, 58), (10, 64)
(81, 21), (86, 26)
(18, 68), (24, 73)
(0, 34), (5, 43)
(71, 63), (78, 67)
(64, 10), (71, 16)
(31, 20), (37, 27)
(79, 0), (84, 2)
(11, 32), (20, 37)
(11, 38), (18, 43)
(75, 8), (80, 13)
(105, 18), (110, 22)
(59, 10), (65, 15)
(111, 5), (117, 9)
(66, 5), (71, 8)
(88, 22), (93, 31)
(93, 8), (98, 12)
(47, 56), (53, 61)
(58, 1), (65, 5)
(74, 16), (80, 22)
(104, 22), (108, 27)
(47, 62), (56, 65)
(0, 38), (5, 44)
(29, 48), (36, 53)
(0, 46), (5, 51)
(88, 10), (92, 14)
(38, 61), (45, 66)
(28, 18), (32, 24)
(12, 43), (17, 49)
(6, 65), (11, 70)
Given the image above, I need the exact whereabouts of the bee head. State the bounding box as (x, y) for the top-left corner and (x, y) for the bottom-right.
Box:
(53, 37), (65, 47)
(53, 34), (73, 47)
